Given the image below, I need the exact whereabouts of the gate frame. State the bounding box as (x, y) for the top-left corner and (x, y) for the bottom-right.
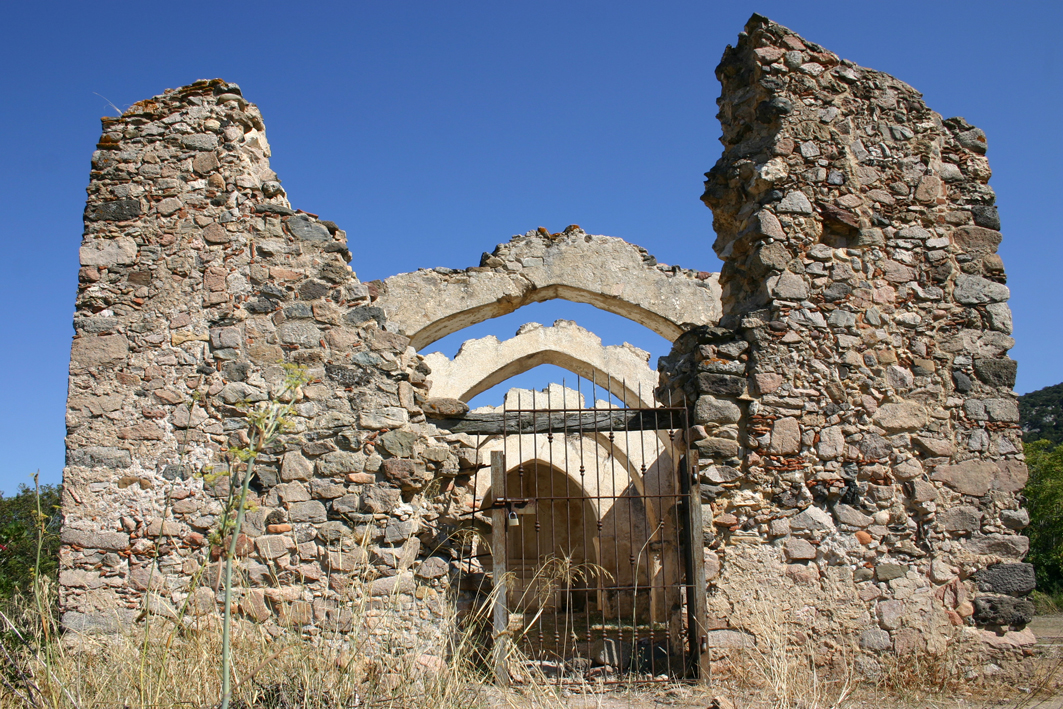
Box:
(479, 413), (709, 684)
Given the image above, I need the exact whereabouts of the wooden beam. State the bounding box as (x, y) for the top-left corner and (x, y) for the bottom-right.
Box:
(489, 450), (510, 685)
(428, 408), (686, 435)
(680, 451), (711, 683)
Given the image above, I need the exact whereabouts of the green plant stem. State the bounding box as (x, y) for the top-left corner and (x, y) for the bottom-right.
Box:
(220, 456), (256, 709)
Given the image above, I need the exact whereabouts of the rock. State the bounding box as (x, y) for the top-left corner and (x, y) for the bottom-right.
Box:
(973, 357), (1017, 388)
(909, 480), (937, 503)
(752, 373), (785, 395)
(994, 460), (1028, 493)
(697, 373), (747, 397)
(117, 423), (165, 440)
(702, 465), (742, 484)
(768, 417), (801, 454)
(816, 426), (845, 459)
(422, 398), (469, 417)
(370, 572), (415, 596)
(964, 534), (1030, 558)
(379, 430), (417, 457)
(286, 215), (331, 242)
(973, 563), (1036, 597)
(255, 535), (295, 559)
(592, 638), (633, 667)
(416, 556), (450, 579)
(85, 199), (141, 222)
(979, 628), (1037, 649)
(833, 504), (873, 528)
(859, 629), (892, 652)
(877, 600), (904, 630)
(381, 458), (430, 491)
(1001, 509), (1029, 530)
(359, 407), (409, 430)
(913, 436), (955, 457)
(67, 446), (132, 468)
(972, 596), (1034, 627)
(192, 151), (219, 174)
(362, 484), (402, 514)
(784, 537), (816, 560)
(61, 528), (130, 551)
(288, 501), (327, 523)
(316, 451), (366, 478)
(790, 505), (834, 532)
(281, 451), (314, 481)
(768, 271), (809, 300)
(80, 236), (139, 267)
(696, 438), (740, 458)
(326, 548), (369, 572)
(940, 506), (982, 533)
(955, 274), (1009, 305)
(695, 396), (742, 424)
(932, 460), (995, 497)
(872, 402), (926, 432)
(71, 334), (129, 368)
(956, 127), (987, 154)
(875, 563), (908, 582)
(893, 628), (925, 655)
(180, 133), (219, 151)
(316, 521), (351, 543)
(952, 225), (1002, 254)
(704, 630), (754, 648)
(777, 191), (813, 214)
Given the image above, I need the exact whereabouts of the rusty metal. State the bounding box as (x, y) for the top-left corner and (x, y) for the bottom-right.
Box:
(456, 377), (706, 684)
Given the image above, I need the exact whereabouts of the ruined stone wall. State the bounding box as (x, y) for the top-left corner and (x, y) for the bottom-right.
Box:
(62, 80), (477, 641)
(657, 15), (1032, 667)
(61, 14), (1033, 672)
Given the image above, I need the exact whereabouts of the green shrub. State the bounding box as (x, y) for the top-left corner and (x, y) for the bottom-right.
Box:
(0, 480), (61, 600)
(1024, 440), (1063, 593)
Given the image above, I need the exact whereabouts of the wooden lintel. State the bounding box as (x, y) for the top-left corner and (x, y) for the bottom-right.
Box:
(427, 409), (686, 435)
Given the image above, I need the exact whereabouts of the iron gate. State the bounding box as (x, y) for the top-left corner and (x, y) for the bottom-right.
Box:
(445, 386), (708, 684)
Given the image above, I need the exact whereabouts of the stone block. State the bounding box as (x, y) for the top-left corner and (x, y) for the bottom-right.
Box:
(381, 458), (430, 491)
(973, 563), (1036, 597)
(767, 417), (801, 454)
(940, 506), (983, 533)
(973, 596), (1034, 627)
(288, 501), (327, 523)
(964, 534), (1029, 558)
(694, 395), (742, 424)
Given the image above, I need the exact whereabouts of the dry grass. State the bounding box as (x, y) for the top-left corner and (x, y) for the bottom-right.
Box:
(0, 573), (571, 709)
(3, 566), (1060, 709)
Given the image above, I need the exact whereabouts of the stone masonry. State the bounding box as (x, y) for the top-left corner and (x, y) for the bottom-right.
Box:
(657, 15), (1033, 663)
(62, 16), (1032, 670)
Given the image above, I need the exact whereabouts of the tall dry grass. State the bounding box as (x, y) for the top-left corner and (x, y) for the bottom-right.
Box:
(0, 567), (572, 709)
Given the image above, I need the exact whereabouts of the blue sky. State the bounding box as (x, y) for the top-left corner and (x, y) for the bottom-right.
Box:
(1, 1), (1059, 492)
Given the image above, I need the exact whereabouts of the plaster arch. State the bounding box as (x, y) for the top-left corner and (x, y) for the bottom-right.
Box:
(422, 320), (660, 406)
(376, 227), (721, 350)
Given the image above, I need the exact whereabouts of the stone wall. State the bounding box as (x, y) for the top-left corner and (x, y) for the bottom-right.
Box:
(62, 79), (476, 643)
(61, 14), (1033, 672)
(657, 15), (1033, 666)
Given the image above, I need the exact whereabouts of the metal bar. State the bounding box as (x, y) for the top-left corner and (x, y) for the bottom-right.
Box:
(427, 409), (687, 434)
(490, 450), (510, 685)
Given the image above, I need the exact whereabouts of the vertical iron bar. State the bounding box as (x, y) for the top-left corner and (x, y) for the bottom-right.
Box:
(490, 450), (509, 684)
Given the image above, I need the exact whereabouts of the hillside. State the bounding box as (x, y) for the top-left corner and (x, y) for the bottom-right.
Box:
(1020, 382), (1063, 444)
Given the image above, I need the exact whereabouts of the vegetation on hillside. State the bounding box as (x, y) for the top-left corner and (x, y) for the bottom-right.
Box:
(1020, 382), (1063, 444)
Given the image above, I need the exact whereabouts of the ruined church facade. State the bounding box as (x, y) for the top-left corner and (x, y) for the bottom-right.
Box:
(60, 15), (1034, 671)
